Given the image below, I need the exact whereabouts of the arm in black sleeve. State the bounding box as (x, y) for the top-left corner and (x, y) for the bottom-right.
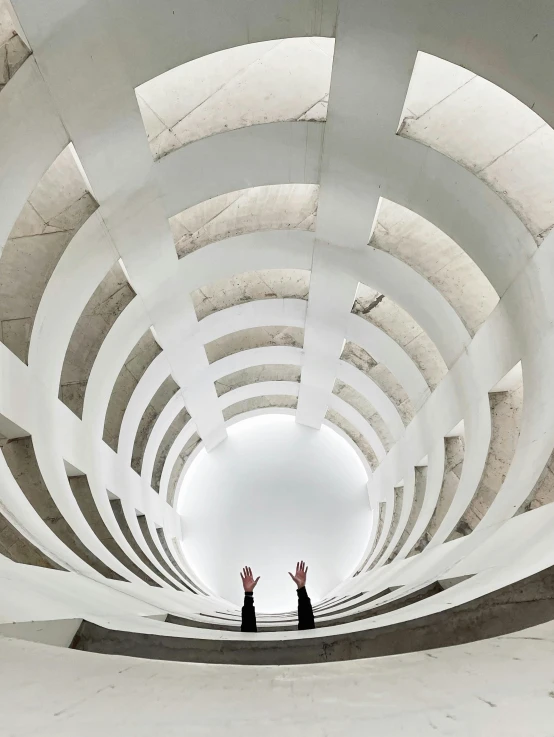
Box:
(241, 591), (257, 632)
(297, 586), (315, 630)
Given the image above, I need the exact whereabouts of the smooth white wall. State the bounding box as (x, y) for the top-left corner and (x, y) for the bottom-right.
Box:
(178, 415), (372, 612)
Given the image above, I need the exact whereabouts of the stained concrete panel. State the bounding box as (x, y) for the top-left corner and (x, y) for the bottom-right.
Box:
(1, 439), (119, 578)
(1, 147), (97, 364)
(193, 269), (310, 320)
(519, 448), (554, 512)
(0, 508), (59, 568)
(340, 341), (414, 424)
(352, 286), (447, 390)
(393, 466), (427, 557)
(0, 33), (29, 92)
(167, 432), (201, 507)
(205, 326), (304, 363)
(151, 407), (191, 492)
(171, 184), (317, 257)
(401, 52), (553, 242)
(373, 200), (499, 335)
(215, 364), (301, 397)
(453, 384), (523, 537)
(412, 436), (465, 554)
(137, 39), (333, 158)
(222, 394), (298, 422)
(61, 262), (135, 419)
(332, 378), (394, 451)
(131, 376), (180, 475)
(376, 486), (403, 565)
(325, 408), (378, 469)
(103, 330), (161, 452)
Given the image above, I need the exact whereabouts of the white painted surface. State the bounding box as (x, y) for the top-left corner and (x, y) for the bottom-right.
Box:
(2, 620), (554, 736)
(0, 618), (81, 647)
(178, 415), (371, 612)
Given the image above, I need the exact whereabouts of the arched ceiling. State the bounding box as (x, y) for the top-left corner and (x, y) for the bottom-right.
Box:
(1, 0), (554, 688)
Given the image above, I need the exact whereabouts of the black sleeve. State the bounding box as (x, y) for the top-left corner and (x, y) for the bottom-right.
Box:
(297, 586), (315, 630)
(241, 591), (257, 632)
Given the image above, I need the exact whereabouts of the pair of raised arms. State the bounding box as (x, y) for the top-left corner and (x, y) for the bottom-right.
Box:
(240, 561), (309, 592)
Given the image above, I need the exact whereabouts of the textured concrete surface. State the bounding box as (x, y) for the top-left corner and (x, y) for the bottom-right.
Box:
(0, 28), (29, 94)
(103, 330), (161, 451)
(413, 436), (465, 554)
(333, 378), (394, 450)
(71, 564), (554, 664)
(137, 39), (333, 157)
(393, 466), (427, 555)
(1, 147), (97, 364)
(453, 384), (522, 536)
(324, 408), (378, 468)
(340, 341), (414, 423)
(131, 376), (179, 475)
(215, 364), (301, 397)
(376, 486), (403, 564)
(2, 438), (117, 578)
(61, 262), (134, 419)
(222, 395), (298, 422)
(401, 51), (554, 242)
(0, 508), (58, 568)
(205, 325), (304, 363)
(193, 269), (310, 320)
(352, 285), (447, 390)
(373, 199), (499, 335)
(166, 432), (201, 506)
(170, 184), (317, 257)
(69, 476), (137, 582)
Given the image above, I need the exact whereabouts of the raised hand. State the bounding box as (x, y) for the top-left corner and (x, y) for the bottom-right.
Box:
(289, 560), (308, 589)
(240, 566), (260, 593)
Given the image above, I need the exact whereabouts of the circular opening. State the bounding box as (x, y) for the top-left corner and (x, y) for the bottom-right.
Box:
(178, 414), (372, 612)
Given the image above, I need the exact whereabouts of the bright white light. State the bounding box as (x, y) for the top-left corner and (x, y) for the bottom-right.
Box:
(178, 414), (372, 613)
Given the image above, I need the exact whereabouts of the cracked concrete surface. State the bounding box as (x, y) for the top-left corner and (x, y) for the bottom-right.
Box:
(136, 38), (333, 158)
(0, 2), (30, 93)
(205, 326), (304, 363)
(332, 378), (394, 451)
(193, 269), (310, 320)
(340, 341), (414, 424)
(1, 147), (98, 364)
(373, 200), (499, 335)
(170, 184), (317, 257)
(352, 284), (447, 390)
(215, 364), (301, 397)
(400, 52), (554, 242)
(325, 408), (378, 469)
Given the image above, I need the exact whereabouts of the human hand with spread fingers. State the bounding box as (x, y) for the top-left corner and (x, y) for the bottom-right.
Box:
(239, 561), (315, 632)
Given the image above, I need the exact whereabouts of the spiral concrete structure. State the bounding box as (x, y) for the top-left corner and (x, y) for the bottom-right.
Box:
(1, 0), (554, 733)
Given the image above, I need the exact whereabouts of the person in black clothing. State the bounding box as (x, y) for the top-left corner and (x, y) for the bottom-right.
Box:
(240, 561), (315, 632)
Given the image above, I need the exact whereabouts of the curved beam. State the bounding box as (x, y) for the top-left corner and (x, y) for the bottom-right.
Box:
(155, 122), (324, 218)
